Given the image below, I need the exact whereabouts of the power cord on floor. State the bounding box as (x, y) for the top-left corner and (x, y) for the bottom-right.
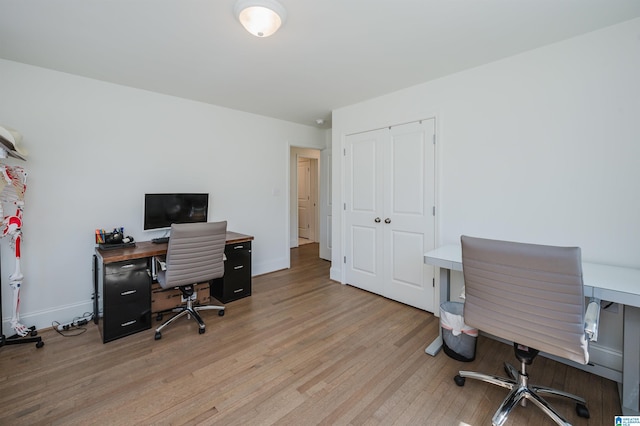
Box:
(52, 312), (94, 337)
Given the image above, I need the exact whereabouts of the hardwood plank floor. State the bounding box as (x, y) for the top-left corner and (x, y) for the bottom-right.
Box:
(0, 243), (621, 425)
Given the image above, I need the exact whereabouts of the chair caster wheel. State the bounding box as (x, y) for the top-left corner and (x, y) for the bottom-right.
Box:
(156, 313), (163, 321)
(199, 328), (206, 334)
(31, 330), (38, 337)
(454, 375), (465, 386)
(36, 341), (44, 348)
(576, 403), (590, 418)
(218, 310), (225, 317)
(155, 331), (162, 340)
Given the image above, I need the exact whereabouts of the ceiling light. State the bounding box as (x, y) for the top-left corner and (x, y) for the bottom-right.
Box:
(234, 0), (287, 38)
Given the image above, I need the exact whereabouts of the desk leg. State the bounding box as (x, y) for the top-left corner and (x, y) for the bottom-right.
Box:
(425, 267), (451, 356)
(622, 305), (640, 415)
(93, 255), (99, 325)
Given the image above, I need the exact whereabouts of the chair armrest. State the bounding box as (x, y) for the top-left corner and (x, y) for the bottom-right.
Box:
(584, 298), (601, 342)
(155, 255), (167, 271)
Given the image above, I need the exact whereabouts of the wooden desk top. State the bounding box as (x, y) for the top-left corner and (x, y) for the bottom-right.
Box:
(96, 231), (253, 264)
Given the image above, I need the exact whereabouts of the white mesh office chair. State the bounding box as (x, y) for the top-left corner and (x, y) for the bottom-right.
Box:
(154, 221), (227, 340)
(454, 235), (592, 426)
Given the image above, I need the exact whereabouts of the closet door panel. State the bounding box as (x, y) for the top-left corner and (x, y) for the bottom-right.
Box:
(344, 129), (386, 295)
(384, 120), (436, 311)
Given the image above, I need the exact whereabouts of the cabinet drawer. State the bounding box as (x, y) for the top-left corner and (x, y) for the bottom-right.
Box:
(105, 258), (148, 275)
(226, 242), (251, 260)
(226, 261), (250, 279)
(224, 263), (250, 284)
(211, 276), (250, 302)
(104, 268), (151, 305)
(101, 303), (151, 343)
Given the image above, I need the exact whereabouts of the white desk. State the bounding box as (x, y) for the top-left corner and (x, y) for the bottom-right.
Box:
(424, 244), (640, 416)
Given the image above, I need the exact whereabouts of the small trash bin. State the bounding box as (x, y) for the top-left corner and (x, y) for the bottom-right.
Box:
(440, 301), (478, 362)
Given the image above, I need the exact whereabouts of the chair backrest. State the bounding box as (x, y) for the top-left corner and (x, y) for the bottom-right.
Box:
(159, 221), (227, 289)
(461, 235), (588, 365)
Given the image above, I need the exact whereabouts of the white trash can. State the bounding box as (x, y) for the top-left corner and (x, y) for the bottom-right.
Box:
(440, 301), (478, 362)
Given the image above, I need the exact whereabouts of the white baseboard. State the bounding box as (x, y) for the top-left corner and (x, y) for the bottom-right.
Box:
(5, 256), (292, 334)
(330, 266), (342, 283)
(252, 257), (289, 277)
(2, 300), (95, 334)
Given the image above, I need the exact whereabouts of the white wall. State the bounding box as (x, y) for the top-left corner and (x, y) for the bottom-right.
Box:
(0, 59), (326, 331)
(332, 17), (640, 274)
(331, 18), (640, 372)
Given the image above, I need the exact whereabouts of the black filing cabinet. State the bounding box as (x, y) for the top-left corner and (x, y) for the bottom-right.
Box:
(211, 241), (252, 303)
(98, 258), (151, 343)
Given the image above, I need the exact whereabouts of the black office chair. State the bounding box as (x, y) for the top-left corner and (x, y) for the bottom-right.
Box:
(454, 235), (593, 426)
(154, 221), (227, 340)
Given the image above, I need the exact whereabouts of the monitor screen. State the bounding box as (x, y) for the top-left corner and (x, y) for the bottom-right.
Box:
(143, 193), (209, 231)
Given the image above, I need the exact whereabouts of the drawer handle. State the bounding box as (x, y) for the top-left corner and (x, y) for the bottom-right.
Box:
(120, 264), (135, 269)
(233, 288), (244, 293)
(234, 265), (244, 270)
(234, 245), (243, 249)
(121, 320), (136, 327)
(121, 290), (137, 296)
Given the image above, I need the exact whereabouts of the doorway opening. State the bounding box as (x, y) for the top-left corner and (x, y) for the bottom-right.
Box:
(289, 147), (321, 255)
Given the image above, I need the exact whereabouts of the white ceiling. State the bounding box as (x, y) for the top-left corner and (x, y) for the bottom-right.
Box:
(2, 1), (640, 127)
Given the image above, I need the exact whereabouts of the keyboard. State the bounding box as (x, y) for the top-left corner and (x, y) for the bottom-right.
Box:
(151, 237), (169, 244)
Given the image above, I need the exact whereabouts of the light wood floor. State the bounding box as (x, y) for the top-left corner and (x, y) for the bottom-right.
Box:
(0, 243), (620, 425)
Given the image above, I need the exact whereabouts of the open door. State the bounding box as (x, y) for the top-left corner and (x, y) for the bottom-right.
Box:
(297, 158), (312, 240)
(319, 148), (332, 260)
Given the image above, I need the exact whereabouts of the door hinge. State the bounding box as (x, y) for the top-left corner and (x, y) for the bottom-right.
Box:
(433, 278), (435, 287)
(344, 256), (346, 264)
(343, 148), (346, 156)
(432, 206), (436, 216)
(433, 134), (436, 144)
(344, 203), (346, 210)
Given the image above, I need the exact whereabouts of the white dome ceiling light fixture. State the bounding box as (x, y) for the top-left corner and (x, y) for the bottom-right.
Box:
(234, 0), (287, 38)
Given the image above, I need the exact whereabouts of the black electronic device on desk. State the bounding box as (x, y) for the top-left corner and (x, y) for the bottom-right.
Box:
(96, 228), (136, 250)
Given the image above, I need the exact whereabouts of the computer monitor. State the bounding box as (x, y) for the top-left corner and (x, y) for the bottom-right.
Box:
(143, 193), (209, 232)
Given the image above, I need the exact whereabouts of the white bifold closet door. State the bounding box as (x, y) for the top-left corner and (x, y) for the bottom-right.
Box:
(344, 119), (436, 312)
